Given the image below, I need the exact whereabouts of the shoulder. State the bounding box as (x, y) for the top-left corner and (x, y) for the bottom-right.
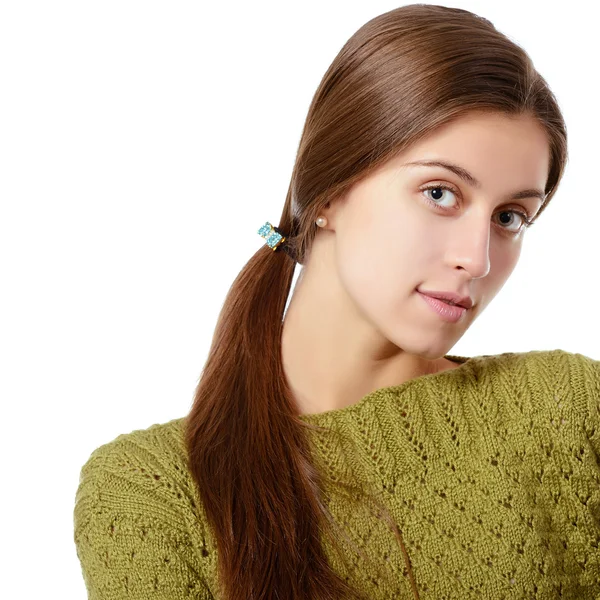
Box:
(511, 347), (599, 402)
(77, 416), (188, 478)
(462, 348), (598, 418)
(470, 347), (599, 386)
(74, 416), (204, 537)
(549, 349), (600, 443)
(73, 417), (215, 597)
(490, 346), (599, 394)
(75, 417), (189, 493)
(487, 348), (600, 442)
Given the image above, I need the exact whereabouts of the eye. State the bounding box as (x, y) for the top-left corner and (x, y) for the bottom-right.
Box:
(419, 183), (534, 235)
(493, 210), (533, 234)
(421, 183), (458, 209)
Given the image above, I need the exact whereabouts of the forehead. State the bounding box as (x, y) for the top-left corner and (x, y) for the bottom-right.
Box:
(393, 111), (550, 189)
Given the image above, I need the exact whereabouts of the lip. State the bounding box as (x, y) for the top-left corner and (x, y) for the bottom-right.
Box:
(417, 288), (474, 310)
(417, 291), (468, 323)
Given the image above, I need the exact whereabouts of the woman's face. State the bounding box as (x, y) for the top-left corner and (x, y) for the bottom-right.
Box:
(323, 110), (550, 356)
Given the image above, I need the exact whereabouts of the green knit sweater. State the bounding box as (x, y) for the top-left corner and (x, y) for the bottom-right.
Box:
(73, 349), (600, 599)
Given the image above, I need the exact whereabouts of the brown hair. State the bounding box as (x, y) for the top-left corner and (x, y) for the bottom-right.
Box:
(185, 4), (567, 599)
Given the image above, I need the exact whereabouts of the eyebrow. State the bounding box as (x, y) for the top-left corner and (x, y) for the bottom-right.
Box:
(400, 159), (547, 203)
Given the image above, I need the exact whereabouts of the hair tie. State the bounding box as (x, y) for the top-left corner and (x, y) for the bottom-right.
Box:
(257, 221), (287, 252)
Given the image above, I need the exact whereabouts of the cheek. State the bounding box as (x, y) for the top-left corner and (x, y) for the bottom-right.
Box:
(488, 241), (522, 283)
(335, 215), (419, 318)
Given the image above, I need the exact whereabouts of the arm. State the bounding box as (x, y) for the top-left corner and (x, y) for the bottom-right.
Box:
(573, 351), (600, 597)
(73, 454), (214, 599)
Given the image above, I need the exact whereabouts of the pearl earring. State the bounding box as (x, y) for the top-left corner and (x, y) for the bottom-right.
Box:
(316, 216), (327, 227)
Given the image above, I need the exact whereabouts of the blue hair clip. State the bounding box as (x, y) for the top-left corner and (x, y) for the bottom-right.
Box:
(257, 221), (287, 251)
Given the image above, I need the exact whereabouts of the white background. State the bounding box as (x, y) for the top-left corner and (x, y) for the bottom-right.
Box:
(1, 1), (597, 597)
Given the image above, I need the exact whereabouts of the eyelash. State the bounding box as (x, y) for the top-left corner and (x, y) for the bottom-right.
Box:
(419, 183), (535, 234)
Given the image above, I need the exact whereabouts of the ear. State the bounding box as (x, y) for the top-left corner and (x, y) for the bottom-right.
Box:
(319, 193), (349, 231)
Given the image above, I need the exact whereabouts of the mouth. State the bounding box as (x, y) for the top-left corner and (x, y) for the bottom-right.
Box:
(417, 288), (474, 310)
(417, 290), (469, 323)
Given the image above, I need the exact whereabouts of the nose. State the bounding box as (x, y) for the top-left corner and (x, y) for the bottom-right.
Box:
(447, 216), (492, 279)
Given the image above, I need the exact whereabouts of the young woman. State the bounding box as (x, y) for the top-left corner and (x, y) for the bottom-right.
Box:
(74, 5), (600, 599)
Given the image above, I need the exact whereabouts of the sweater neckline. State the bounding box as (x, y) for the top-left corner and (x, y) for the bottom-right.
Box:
(297, 353), (475, 424)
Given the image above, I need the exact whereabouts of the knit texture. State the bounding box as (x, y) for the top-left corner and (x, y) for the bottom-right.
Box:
(73, 349), (600, 599)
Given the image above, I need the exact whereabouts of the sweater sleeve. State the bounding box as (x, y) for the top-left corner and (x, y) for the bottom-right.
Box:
(575, 351), (600, 460)
(73, 443), (213, 600)
(568, 350), (600, 598)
